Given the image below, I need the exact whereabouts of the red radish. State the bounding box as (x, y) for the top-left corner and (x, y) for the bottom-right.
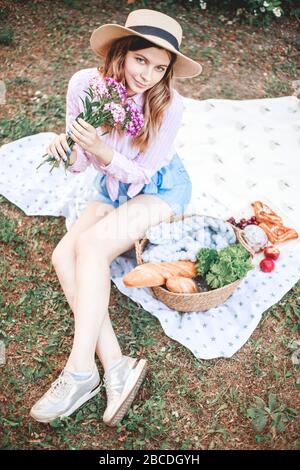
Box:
(260, 258), (275, 272)
(263, 245), (280, 260)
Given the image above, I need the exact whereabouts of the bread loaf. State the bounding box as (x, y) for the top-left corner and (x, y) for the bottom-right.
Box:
(123, 260), (197, 288)
(251, 201), (283, 225)
(259, 221), (298, 244)
(251, 200), (298, 244)
(165, 276), (199, 293)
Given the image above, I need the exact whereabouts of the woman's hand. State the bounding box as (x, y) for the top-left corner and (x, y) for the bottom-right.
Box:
(68, 117), (103, 158)
(47, 133), (77, 165)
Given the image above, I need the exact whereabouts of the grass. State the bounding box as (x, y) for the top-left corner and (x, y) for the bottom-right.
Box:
(0, 93), (66, 141)
(0, 0), (299, 451)
(0, 24), (13, 45)
(264, 75), (294, 98)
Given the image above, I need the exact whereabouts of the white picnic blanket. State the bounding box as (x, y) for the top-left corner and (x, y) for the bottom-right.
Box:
(1, 94), (299, 359)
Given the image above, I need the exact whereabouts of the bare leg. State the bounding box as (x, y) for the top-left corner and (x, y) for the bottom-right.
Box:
(52, 201), (122, 372)
(64, 194), (174, 374)
(31, 196), (174, 425)
(54, 253), (122, 372)
(65, 255), (113, 372)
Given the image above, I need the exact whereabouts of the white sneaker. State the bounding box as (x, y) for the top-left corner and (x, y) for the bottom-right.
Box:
(103, 355), (148, 426)
(30, 366), (101, 423)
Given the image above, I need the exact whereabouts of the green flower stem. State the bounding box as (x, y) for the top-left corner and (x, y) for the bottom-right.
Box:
(37, 108), (116, 172)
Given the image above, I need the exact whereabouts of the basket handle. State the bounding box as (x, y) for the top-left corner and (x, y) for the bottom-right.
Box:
(135, 239), (143, 262)
(235, 226), (256, 258)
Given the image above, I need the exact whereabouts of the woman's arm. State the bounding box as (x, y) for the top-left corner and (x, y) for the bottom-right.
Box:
(65, 70), (94, 173)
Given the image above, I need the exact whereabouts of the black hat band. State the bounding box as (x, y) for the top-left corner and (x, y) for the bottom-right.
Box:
(128, 25), (180, 51)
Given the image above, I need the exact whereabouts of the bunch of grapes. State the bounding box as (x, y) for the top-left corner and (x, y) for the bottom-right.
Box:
(226, 216), (258, 229)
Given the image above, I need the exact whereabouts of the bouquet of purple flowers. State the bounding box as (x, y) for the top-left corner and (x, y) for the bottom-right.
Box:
(36, 75), (144, 172)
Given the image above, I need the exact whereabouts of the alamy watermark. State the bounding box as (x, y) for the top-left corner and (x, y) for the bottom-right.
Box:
(93, 197), (192, 242)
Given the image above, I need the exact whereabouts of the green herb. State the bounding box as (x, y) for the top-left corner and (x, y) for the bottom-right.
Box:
(195, 247), (219, 276)
(195, 244), (254, 289)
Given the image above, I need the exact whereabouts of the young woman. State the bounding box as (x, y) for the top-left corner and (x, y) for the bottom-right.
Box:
(30, 9), (202, 427)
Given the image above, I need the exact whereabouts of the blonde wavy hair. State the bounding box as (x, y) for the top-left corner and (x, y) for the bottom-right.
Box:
(97, 35), (177, 154)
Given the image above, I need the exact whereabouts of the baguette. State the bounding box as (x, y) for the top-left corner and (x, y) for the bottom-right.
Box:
(165, 276), (199, 293)
(123, 260), (197, 288)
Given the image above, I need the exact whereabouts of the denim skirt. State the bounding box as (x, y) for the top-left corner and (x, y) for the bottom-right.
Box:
(92, 153), (192, 217)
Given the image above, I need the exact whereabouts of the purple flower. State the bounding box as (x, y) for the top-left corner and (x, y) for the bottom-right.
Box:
(104, 102), (126, 124)
(88, 77), (110, 98)
(124, 102), (144, 136)
(104, 76), (128, 104)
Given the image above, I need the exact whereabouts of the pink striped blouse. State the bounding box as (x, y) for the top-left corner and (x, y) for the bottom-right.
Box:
(65, 67), (184, 201)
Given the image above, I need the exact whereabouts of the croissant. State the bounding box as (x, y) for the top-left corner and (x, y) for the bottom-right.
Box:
(123, 260), (197, 288)
(165, 276), (199, 293)
(251, 201), (283, 225)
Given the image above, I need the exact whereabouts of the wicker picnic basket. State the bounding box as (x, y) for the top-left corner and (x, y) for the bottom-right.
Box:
(135, 213), (255, 312)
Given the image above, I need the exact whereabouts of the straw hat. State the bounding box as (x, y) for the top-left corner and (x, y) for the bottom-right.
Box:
(90, 9), (202, 79)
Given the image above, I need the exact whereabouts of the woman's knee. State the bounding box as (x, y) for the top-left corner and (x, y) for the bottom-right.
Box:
(74, 230), (100, 259)
(51, 240), (74, 268)
(54, 202), (114, 261)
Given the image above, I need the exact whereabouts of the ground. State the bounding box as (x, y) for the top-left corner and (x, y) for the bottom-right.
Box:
(0, 0), (299, 450)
